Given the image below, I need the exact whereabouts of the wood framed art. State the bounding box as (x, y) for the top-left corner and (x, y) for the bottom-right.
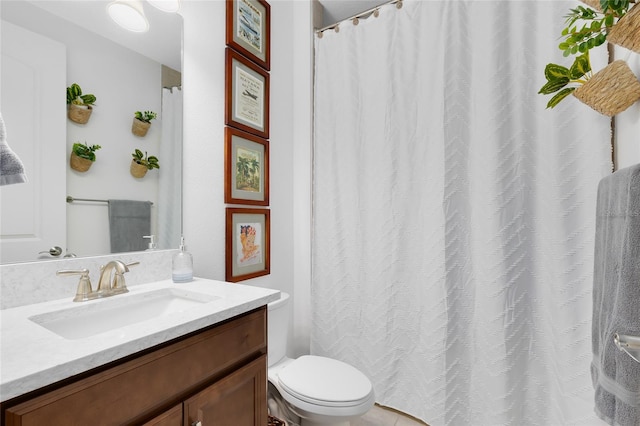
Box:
(226, 0), (271, 70)
(225, 48), (270, 139)
(225, 127), (269, 206)
(225, 207), (270, 282)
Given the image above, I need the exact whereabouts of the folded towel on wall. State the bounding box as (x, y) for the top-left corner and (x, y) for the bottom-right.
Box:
(0, 113), (28, 186)
(108, 199), (151, 253)
(592, 164), (640, 426)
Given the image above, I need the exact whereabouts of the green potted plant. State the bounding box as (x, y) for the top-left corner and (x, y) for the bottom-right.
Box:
(539, 1), (639, 115)
(66, 83), (97, 124)
(130, 148), (160, 178)
(557, 2), (630, 58)
(538, 52), (592, 109)
(70, 142), (102, 172)
(132, 110), (157, 137)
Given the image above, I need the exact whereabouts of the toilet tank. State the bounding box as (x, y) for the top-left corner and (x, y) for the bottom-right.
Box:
(267, 292), (290, 367)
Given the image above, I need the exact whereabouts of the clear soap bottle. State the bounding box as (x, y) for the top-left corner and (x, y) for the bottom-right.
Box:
(172, 236), (193, 283)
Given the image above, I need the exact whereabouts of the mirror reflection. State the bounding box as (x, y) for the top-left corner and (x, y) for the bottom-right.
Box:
(0, 0), (183, 264)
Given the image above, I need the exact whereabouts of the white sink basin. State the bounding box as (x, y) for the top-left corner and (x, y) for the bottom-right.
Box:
(29, 288), (219, 340)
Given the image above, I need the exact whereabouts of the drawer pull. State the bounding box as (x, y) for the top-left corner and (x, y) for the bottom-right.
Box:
(192, 421), (202, 426)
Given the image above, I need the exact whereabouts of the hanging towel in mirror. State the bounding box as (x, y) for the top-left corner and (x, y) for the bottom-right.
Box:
(0, 113), (28, 186)
(591, 163), (640, 426)
(108, 199), (151, 253)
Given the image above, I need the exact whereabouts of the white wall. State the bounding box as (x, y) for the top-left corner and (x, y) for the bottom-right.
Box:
(181, 0), (312, 356)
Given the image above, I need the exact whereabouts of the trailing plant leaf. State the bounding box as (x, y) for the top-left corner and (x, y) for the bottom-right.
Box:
(559, 2), (630, 57)
(132, 149), (160, 170)
(538, 54), (592, 108)
(547, 87), (576, 109)
(539, 77), (570, 95)
(66, 83), (96, 106)
(134, 110), (157, 123)
(544, 64), (570, 80)
(569, 53), (591, 79)
(80, 94), (96, 105)
(72, 142), (101, 161)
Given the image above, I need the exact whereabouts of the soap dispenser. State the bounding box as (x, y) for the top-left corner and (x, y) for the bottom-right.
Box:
(144, 235), (157, 251)
(172, 236), (193, 283)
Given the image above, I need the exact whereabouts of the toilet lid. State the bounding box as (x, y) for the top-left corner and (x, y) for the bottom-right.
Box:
(277, 355), (373, 406)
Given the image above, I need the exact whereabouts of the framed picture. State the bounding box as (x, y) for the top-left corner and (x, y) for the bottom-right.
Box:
(225, 48), (270, 139)
(226, 0), (271, 70)
(226, 208), (270, 282)
(225, 127), (269, 206)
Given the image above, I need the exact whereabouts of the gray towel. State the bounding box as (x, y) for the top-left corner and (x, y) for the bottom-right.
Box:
(592, 164), (640, 426)
(108, 199), (151, 253)
(0, 113), (28, 186)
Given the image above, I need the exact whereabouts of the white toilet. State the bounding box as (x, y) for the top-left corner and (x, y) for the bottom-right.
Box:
(268, 292), (375, 426)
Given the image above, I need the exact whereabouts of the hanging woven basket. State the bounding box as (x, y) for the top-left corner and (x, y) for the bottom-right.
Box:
(580, 0), (602, 11)
(130, 159), (148, 178)
(131, 118), (151, 137)
(68, 104), (92, 124)
(70, 152), (93, 172)
(607, 3), (640, 54)
(573, 60), (640, 116)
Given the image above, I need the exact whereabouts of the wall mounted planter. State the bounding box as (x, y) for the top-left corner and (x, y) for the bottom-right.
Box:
(608, 3), (640, 54)
(130, 160), (148, 178)
(131, 118), (151, 137)
(573, 60), (640, 116)
(580, 0), (602, 11)
(70, 152), (93, 172)
(68, 104), (92, 124)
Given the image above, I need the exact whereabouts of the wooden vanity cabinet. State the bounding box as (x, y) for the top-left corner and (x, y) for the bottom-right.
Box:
(2, 307), (268, 426)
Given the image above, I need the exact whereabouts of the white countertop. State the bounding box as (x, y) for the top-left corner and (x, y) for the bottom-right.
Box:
(0, 278), (279, 401)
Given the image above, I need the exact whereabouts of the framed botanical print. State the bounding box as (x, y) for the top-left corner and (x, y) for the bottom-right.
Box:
(225, 208), (270, 282)
(226, 0), (271, 70)
(225, 127), (269, 206)
(225, 48), (270, 139)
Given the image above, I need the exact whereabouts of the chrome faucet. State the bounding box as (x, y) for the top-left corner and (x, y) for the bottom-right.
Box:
(96, 260), (139, 297)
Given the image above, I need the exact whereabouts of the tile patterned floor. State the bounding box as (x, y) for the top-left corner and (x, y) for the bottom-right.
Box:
(352, 404), (428, 426)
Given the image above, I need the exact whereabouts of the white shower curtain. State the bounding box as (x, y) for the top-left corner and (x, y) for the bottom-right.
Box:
(157, 87), (183, 249)
(312, 1), (613, 425)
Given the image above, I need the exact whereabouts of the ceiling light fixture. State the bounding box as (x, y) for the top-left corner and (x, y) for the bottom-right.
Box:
(146, 0), (181, 13)
(107, 0), (149, 33)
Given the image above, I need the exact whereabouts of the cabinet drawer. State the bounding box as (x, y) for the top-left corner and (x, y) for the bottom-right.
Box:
(5, 307), (266, 426)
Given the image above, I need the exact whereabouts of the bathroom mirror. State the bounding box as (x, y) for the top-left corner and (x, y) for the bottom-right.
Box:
(0, 0), (183, 264)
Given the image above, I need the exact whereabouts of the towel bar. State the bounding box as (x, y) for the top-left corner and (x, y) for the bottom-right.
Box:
(614, 333), (640, 363)
(66, 196), (153, 205)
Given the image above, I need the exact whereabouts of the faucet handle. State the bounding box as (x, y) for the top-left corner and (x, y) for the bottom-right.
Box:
(57, 269), (95, 302)
(110, 261), (139, 295)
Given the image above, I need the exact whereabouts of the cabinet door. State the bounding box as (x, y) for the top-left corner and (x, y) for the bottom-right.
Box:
(184, 355), (267, 426)
(143, 404), (182, 426)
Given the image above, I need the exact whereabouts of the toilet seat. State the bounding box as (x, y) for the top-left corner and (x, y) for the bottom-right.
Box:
(277, 355), (374, 408)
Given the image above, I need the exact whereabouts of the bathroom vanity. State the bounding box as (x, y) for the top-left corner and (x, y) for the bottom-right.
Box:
(0, 278), (279, 425)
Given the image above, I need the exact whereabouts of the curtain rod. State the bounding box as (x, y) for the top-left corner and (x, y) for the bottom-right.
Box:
(66, 196), (153, 205)
(316, 0), (637, 34)
(316, 0), (402, 34)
